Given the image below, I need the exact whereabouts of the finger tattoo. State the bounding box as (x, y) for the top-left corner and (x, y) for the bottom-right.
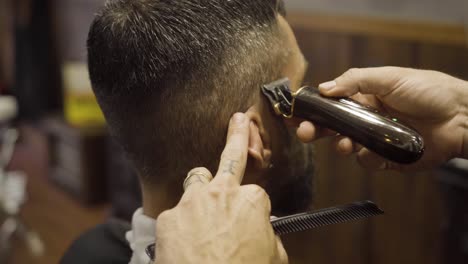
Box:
(223, 160), (238, 175)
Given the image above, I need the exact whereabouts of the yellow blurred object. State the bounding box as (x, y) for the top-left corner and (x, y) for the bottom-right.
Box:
(62, 62), (105, 127)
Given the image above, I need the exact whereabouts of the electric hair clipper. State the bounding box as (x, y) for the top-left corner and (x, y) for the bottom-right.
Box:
(262, 78), (424, 164)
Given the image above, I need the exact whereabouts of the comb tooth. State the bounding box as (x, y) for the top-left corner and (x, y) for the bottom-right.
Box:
(352, 211), (364, 219)
(304, 215), (317, 228)
(285, 220), (296, 233)
(330, 211), (346, 222)
(324, 212), (335, 223)
(304, 216), (317, 228)
(277, 228), (286, 235)
(358, 209), (369, 218)
(278, 227), (288, 235)
(347, 210), (358, 219)
(361, 209), (371, 217)
(334, 211), (351, 223)
(280, 220), (292, 234)
(277, 224), (288, 235)
(294, 220), (306, 233)
(316, 214), (328, 227)
(364, 207), (377, 215)
(274, 224), (283, 235)
(297, 218), (309, 230)
(298, 217), (312, 231)
(330, 211), (345, 222)
(276, 221), (286, 232)
(349, 208), (363, 219)
(341, 214), (353, 222)
(293, 219), (305, 231)
(286, 219), (297, 232)
(305, 217), (318, 229)
(305, 217), (319, 229)
(303, 218), (315, 229)
(327, 214), (338, 224)
(320, 214), (330, 226)
(324, 214), (337, 225)
(319, 213), (333, 226)
(290, 224), (302, 234)
(366, 207), (377, 215)
(327, 213), (341, 224)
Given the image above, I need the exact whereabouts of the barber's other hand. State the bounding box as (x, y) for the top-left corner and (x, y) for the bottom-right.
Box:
(297, 67), (468, 171)
(155, 113), (288, 264)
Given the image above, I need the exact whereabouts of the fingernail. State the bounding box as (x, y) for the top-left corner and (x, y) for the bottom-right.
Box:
(319, 81), (337, 91)
(232, 113), (245, 123)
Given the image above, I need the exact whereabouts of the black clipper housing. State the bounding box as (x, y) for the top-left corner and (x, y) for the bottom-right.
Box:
(262, 78), (425, 164)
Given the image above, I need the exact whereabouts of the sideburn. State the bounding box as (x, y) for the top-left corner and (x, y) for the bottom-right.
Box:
(266, 133), (315, 216)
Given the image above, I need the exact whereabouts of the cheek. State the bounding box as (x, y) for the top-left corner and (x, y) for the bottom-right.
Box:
(268, 121), (291, 165)
(242, 157), (265, 185)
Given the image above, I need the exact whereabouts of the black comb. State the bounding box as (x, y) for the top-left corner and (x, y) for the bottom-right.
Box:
(145, 200), (383, 261)
(272, 200), (384, 236)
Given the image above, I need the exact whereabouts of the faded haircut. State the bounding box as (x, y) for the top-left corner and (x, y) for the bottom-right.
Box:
(87, 0), (289, 184)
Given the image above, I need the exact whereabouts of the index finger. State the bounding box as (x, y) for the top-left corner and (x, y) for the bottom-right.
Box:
(213, 113), (250, 185)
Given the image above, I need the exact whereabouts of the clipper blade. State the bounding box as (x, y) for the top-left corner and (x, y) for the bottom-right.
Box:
(261, 78), (294, 117)
(272, 200), (384, 236)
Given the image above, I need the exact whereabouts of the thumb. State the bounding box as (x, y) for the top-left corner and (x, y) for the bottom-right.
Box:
(318, 67), (404, 97)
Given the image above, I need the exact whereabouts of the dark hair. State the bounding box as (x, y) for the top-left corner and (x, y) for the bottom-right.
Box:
(88, 0), (288, 184)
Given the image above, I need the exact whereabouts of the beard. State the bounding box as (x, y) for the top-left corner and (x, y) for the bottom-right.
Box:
(264, 131), (315, 217)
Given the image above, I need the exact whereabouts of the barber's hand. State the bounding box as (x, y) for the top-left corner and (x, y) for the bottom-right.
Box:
(297, 67), (468, 171)
(155, 113), (288, 264)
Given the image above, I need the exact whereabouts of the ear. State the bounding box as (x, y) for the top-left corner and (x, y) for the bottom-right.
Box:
(246, 108), (272, 169)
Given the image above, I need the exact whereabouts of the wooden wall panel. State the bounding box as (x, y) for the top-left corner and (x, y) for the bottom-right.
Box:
(368, 171), (442, 264)
(287, 12), (467, 46)
(293, 29), (352, 84)
(417, 44), (468, 79)
(350, 37), (417, 67)
(0, 0), (14, 88)
(286, 12), (468, 264)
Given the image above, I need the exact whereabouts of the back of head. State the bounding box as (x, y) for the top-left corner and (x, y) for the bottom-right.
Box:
(88, 0), (289, 185)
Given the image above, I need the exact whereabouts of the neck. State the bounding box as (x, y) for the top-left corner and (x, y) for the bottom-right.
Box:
(141, 181), (183, 219)
(139, 166), (269, 219)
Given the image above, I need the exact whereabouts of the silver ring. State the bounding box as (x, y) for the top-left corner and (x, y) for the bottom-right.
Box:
(183, 170), (213, 191)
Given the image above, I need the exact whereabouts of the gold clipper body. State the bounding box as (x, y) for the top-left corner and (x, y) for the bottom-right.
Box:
(262, 78), (424, 164)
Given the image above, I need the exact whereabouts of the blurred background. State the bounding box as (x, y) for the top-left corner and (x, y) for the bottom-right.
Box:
(0, 0), (467, 263)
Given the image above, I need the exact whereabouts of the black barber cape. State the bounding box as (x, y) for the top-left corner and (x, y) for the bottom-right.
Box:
(60, 219), (132, 264)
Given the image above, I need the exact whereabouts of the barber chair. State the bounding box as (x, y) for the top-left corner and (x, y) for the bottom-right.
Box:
(437, 159), (468, 264)
(0, 96), (44, 262)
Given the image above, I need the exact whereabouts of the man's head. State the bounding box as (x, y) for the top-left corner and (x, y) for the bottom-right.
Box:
(88, 0), (313, 215)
